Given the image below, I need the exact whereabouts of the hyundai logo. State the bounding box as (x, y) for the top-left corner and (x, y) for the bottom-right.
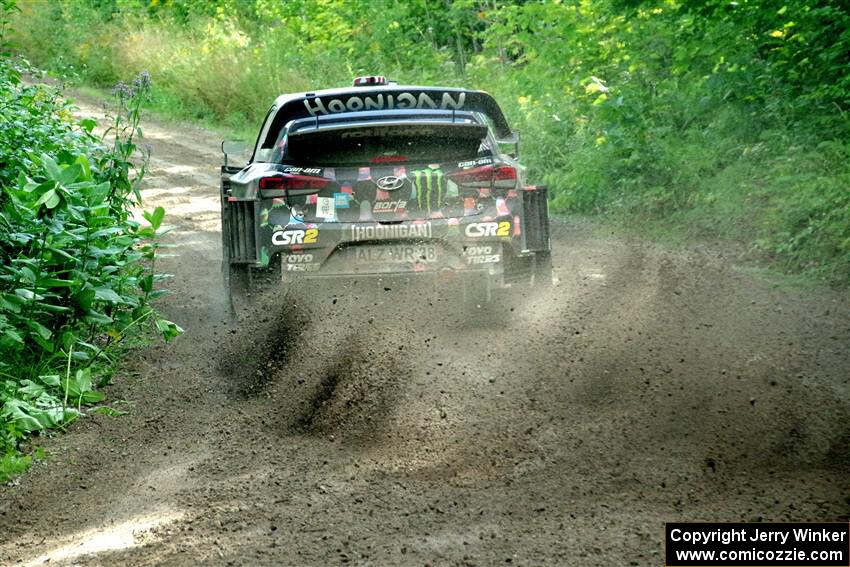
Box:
(375, 175), (405, 191)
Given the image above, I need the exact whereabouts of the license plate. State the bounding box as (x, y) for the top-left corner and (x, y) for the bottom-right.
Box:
(355, 245), (438, 264)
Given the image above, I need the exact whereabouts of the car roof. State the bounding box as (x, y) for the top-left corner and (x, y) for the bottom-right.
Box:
(255, 85), (513, 155)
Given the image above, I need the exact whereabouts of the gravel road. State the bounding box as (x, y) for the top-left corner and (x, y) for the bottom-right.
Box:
(1, 99), (848, 567)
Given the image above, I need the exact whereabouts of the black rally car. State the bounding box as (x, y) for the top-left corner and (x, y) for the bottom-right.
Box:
(220, 76), (551, 310)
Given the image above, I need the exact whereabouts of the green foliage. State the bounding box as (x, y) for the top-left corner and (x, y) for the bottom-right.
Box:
(10, 0), (850, 283)
(0, 2), (181, 482)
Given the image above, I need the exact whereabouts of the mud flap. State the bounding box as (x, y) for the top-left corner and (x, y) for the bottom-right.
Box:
(521, 186), (553, 288)
(225, 262), (250, 317)
(521, 186), (551, 253)
(532, 250), (553, 288)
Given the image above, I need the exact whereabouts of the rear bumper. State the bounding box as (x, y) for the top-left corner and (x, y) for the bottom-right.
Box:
(281, 264), (501, 286)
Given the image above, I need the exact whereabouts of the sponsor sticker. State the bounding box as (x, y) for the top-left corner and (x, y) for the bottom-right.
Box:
(284, 253), (314, 264)
(272, 228), (318, 246)
(464, 221), (511, 238)
(316, 196), (335, 219)
(284, 263), (320, 272)
(463, 245), (500, 265)
(375, 175), (405, 191)
(282, 166), (322, 175)
(350, 223), (432, 241)
(457, 157), (493, 169)
(463, 245), (494, 256)
(333, 192), (350, 208)
(467, 255), (500, 265)
(289, 205), (306, 222)
(410, 168), (448, 213)
(303, 91), (467, 117)
(373, 200), (407, 214)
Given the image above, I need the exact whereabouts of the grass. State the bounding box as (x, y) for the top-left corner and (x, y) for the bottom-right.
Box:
(71, 84), (255, 145)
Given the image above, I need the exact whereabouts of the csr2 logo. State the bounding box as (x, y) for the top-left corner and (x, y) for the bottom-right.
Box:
(464, 221), (511, 238)
(272, 228), (318, 245)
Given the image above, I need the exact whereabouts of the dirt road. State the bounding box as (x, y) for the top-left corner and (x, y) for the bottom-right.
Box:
(1, 100), (849, 566)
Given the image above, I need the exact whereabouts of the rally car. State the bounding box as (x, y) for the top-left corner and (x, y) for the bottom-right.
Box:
(219, 76), (552, 313)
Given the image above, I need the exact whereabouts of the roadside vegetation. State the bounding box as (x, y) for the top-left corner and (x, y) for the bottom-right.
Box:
(0, 2), (180, 482)
(12, 1), (850, 284)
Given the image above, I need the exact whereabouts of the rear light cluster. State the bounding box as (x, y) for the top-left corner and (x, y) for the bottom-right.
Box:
(448, 164), (517, 190)
(259, 174), (329, 197)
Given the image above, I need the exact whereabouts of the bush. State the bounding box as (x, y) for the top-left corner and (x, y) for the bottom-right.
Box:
(0, 43), (181, 481)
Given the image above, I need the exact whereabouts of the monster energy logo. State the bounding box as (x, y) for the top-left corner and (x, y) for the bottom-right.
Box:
(411, 168), (445, 214)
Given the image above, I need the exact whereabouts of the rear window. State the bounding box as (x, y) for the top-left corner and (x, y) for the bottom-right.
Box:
(275, 122), (491, 166)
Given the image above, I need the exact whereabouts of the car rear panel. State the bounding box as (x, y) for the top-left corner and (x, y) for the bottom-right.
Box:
(260, 158), (509, 225)
(266, 211), (523, 278)
(223, 108), (540, 281)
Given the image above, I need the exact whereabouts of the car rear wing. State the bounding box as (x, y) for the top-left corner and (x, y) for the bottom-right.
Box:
(256, 87), (515, 155)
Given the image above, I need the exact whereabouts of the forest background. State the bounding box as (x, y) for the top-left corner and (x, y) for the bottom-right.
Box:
(12, 0), (850, 285)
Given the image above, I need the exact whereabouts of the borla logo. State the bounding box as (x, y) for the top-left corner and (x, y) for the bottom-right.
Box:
(272, 229), (318, 245)
(373, 200), (407, 213)
(465, 222), (511, 238)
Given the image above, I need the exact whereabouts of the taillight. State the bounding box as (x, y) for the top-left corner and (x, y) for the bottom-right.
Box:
(448, 164), (517, 190)
(259, 174), (329, 197)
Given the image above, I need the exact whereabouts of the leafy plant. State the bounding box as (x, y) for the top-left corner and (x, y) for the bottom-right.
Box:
(0, 1), (181, 481)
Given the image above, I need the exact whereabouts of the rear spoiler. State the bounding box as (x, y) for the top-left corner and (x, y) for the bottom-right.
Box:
(259, 87), (514, 149)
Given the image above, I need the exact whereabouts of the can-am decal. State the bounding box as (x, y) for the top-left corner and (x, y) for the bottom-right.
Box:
(350, 223), (432, 241)
(272, 228), (318, 245)
(465, 221), (511, 238)
(303, 92), (466, 117)
(281, 166), (322, 175)
(457, 157), (493, 169)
